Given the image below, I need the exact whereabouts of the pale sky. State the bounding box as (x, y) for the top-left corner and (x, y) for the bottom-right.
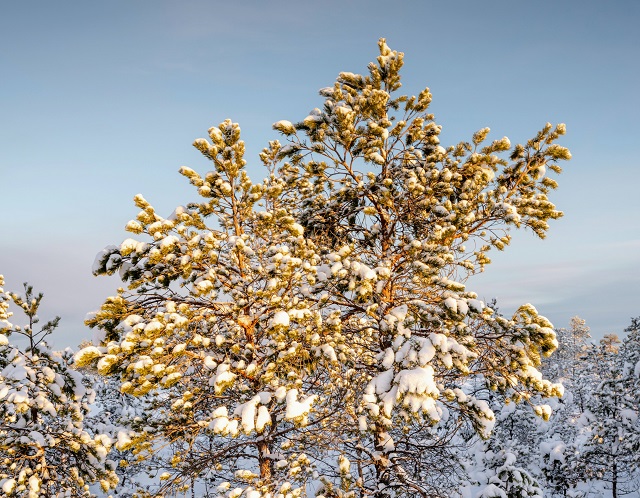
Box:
(1, 1), (639, 347)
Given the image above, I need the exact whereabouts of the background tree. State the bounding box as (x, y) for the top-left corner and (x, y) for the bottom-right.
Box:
(576, 335), (639, 498)
(622, 317), (640, 400)
(538, 317), (593, 496)
(542, 316), (591, 413)
(0, 276), (118, 497)
(460, 386), (545, 498)
(83, 372), (153, 497)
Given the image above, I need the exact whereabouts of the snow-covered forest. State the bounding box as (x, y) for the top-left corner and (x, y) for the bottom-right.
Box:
(1, 39), (639, 498)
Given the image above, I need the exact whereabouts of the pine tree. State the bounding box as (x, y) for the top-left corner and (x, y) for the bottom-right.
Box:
(577, 336), (639, 498)
(461, 387), (545, 498)
(472, 444), (543, 498)
(83, 372), (152, 497)
(78, 39), (570, 497)
(539, 317), (593, 496)
(622, 317), (640, 395)
(77, 120), (344, 497)
(271, 38), (569, 495)
(0, 276), (118, 497)
(542, 316), (591, 412)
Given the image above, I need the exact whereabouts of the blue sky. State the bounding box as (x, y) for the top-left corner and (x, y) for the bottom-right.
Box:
(1, 1), (639, 347)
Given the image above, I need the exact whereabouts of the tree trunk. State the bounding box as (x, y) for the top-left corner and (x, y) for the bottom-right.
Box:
(373, 430), (392, 497)
(257, 440), (272, 483)
(612, 460), (617, 498)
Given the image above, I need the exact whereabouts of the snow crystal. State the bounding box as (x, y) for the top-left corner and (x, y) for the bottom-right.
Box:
(273, 120), (296, 135)
(116, 431), (132, 450)
(358, 416), (368, 431)
(119, 238), (145, 255)
(29, 431), (45, 447)
(318, 344), (338, 362)
(172, 343), (186, 354)
(209, 417), (229, 434)
(315, 264), (331, 282)
(203, 356), (217, 370)
(159, 235), (180, 250)
(212, 406), (228, 418)
(540, 440), (566, 464)
(73, 346), (102, 366)
(417, 338), (436, 365)
(457, 299), (469, 316)
(288, 308), (311, 320)
(338, 455), (350, 474)
(353, 262), (376, 280)
(468, 299), (484, 313)
(2, 479), (16, 493)
(92, 245), (117, 273)
(380, 386), (398, 418)
(227, 420), (239, 437)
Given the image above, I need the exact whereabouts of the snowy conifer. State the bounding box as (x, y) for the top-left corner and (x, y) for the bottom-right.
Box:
(622, 317), (640, 395)
(80, 39), (571, 497)
(77, 120), (342, 497)
(538, 317), (593, 495)
(0, 277), (118, 497)
(271, 38), (569, 495)
(471, 443), (543, 498)
(577, 336), (639, 498)
(542, 316), (591, 413)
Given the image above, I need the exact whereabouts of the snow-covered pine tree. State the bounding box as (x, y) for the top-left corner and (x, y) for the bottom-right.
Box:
(620, 318), (640, 493)
(461, 387), (545, 498)
(77, 120), (344, 497)
(538, 317), (593, 496)
(542, 316), (591, 413)
(82, 371), (152, 497)
(539, 427), (585, 497)
(270, 38), (569, 496)
(79, 38), (570, 497)
(471, 443), (543, 498)
(577, 335), (639, 498)
(0, 276), (118, 497)
(622, 317), (640, 399)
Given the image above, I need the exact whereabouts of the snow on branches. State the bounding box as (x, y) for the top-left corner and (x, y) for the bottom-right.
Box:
(78, 39), (571, 497)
